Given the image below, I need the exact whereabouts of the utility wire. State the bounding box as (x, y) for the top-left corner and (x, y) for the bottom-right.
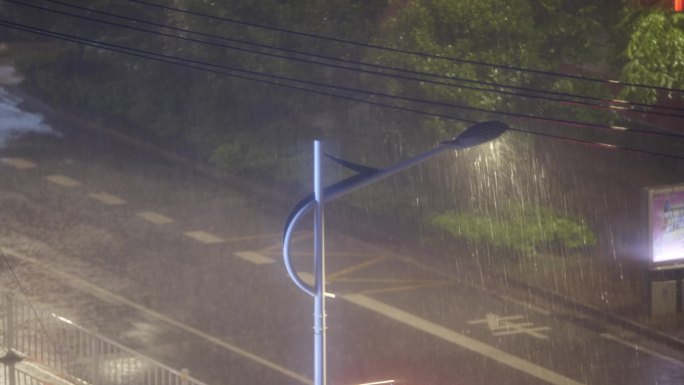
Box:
(1, 19), (683, 162)
(0, 19), (477, 125)
(127, 0), (684, 95)
(26, 0), (684, 119)
(1, 9), (683, 142)
(509, 127), (684, 160)
(3, 15), (684, 148)
(5, 1), (684, 138)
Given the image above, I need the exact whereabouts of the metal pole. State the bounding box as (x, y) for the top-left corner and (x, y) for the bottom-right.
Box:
(283, 122), (508, 385)
(313, 140), (326, 385)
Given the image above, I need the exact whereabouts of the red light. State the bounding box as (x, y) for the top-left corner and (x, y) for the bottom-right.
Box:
(676, 0), (683, 12)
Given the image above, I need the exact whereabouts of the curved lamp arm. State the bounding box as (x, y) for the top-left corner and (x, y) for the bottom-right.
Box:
(282, 121), (509, 296)
(283, 198), (317, 296)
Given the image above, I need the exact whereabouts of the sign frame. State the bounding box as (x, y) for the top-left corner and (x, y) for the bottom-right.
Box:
(646, 182), (684, 269)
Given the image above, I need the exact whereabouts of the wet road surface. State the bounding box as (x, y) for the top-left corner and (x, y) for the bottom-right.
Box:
(1, 89), (683, 385)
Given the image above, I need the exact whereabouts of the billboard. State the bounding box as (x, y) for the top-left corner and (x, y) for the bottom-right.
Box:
(647, 183), (684, 266)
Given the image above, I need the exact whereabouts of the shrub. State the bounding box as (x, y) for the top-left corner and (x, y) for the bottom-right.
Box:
(431, 201), (597, 256)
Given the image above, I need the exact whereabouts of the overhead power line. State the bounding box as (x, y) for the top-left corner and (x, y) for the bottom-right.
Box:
(21, 0), (684, 121)
(3, 6), (683, 142)
(508, 127), (684, 160)
(1, 18), (683, 162)
(127, 0), (684, 95)
(0, 18), (479, 124)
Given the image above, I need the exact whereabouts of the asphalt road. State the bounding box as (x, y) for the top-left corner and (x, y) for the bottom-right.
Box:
(1, 87), (684, 385)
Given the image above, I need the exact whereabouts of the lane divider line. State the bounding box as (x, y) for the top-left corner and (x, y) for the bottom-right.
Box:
(1, 157), (37, 169)
(328, 256), (388, 280)
(136, 211), (175, 225)
(183, 231), (225, 244)
(343, 293), (587, 385)
(233, 251), (275, 265)
(1, 247), (313, 385)
(87, 193), (126, 206)
(354, 281), (454, 296)
(395, 254), (551, 315)
(45, 175), (81, 187)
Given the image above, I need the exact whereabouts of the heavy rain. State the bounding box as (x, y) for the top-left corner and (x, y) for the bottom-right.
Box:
(0, 1), (683, 385)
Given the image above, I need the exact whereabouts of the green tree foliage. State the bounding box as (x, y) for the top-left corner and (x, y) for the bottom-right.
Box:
(365, 0), (618, 131)
(9, 0), (665, 176)
(3, 0), (678, 250)
(7, 0), (389, 173)
(432, 202), (597, 256)
(620, 9), (684, 102)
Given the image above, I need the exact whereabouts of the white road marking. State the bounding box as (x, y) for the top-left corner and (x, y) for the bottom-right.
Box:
(299, 272), (314, 286)
(1, 157), (36, 169)
(493, 327), (550, 338)
(136, 211), (174, 224)
(343, 294), (586, 385)
(234, 251), (274, 264)
(395, 254), (552, 315)
(45, 174), (80, 187)
(88, 193), (126, 205)
(468, 313), (549, 339)
(296, 272), (334, 297)
(469, 315), (525, 325)
(498, 294), (551, 315)
(1, 247), (312, 385)
(184, 231), (224, 244)
(601, 333), (684, 367)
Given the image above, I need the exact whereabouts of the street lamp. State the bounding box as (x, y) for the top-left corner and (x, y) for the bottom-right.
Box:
(282, 121), (509, 385)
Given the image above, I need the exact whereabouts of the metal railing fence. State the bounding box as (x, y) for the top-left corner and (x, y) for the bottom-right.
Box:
(0, 291), (210, 385)
(1, 363), (46, 385)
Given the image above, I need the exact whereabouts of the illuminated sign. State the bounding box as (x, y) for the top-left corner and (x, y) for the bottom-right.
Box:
(647, 183), (684, 265)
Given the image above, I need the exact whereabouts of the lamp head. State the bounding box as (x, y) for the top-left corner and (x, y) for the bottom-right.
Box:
(443, 121), (509, 148)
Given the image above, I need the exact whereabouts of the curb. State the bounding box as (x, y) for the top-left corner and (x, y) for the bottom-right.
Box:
(509, 278), (684, 350)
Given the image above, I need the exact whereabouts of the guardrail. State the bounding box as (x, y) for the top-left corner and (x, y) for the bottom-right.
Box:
(0, 291), (211, 385)
(1, 356), (76, 385)
(1, 364), (45, 385)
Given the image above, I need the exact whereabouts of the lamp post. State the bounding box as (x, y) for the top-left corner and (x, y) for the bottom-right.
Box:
(283, 121), (508, 385)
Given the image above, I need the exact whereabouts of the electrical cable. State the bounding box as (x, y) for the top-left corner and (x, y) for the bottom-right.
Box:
(23, 0), (684, 119)
(0, 19), (477, 125)
(1, 19), (683, 162)
(1, 6), (684, 138)
(509, 127), (684, 160)
(1, 13), (683, 143)
(127, 0), (684, 95)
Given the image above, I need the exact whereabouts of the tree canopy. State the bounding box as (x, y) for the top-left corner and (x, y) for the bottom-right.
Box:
(3, 0), (682, 255)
